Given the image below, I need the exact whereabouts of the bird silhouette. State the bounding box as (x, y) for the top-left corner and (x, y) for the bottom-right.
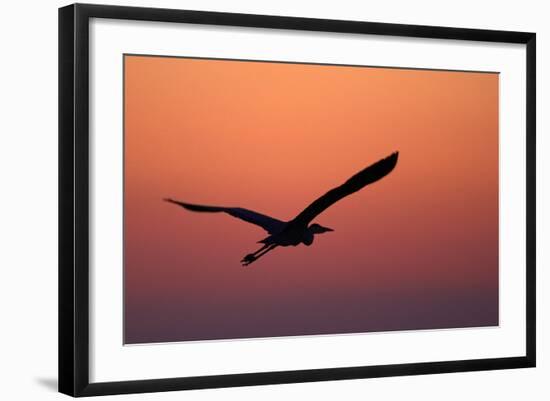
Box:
(164, 151), (398, 266)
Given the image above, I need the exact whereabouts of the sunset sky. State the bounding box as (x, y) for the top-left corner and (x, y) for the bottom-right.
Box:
(124, 55), (499, 344)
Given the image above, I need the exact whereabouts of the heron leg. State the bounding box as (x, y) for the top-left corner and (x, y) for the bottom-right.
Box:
(241, 244), (268, 261)
(241, 244), (277, 266)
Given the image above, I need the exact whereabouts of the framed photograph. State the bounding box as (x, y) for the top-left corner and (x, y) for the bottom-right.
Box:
(59, 3), (536, 397)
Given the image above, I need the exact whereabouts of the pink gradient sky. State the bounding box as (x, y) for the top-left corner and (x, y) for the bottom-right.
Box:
(124, 55), (499, 344)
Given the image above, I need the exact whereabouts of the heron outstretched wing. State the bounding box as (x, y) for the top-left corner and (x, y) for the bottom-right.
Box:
(164, 199), (286, 234)
(289, 152), (399, 227)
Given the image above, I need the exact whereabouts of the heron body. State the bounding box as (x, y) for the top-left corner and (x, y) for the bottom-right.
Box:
(165, 151), (398, 266)
(259, 223), (331, 247)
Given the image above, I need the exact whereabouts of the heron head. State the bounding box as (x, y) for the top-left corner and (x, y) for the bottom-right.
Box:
(309, 223), (334, 234)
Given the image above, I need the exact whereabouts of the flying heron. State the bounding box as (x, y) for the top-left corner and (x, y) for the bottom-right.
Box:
(164, 151), (398, 266)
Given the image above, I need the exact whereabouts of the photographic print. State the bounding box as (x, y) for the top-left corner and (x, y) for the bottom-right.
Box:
(59, 5), (536, 395)
(123, 54), (499, 344)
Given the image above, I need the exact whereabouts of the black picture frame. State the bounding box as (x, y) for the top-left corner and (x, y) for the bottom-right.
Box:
(59, 3), (536, 397)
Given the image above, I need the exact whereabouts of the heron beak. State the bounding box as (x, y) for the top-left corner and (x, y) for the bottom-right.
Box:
(324, 227), (334, 232)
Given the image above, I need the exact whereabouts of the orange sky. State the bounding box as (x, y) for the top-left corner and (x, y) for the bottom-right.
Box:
(124, 55), (499, 344)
